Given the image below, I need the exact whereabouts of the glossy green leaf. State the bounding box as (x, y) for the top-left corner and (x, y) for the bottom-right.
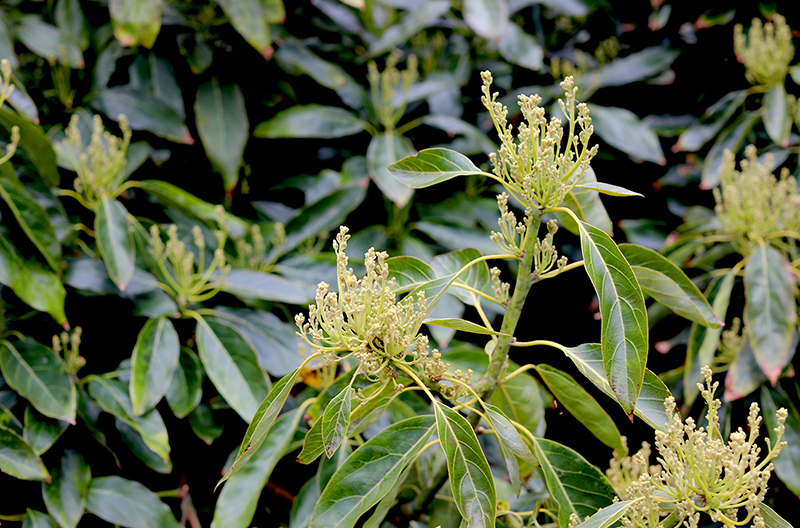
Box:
(389, 256), (435, 292)
(42, 450), (90, 528)
(188, 403), (223, 445)
(761, 387), (800, 496)
(24, 407), (68, 455)
(92, 88), (190, 143)
(619, 244), (720, 328)
(578, 220), (648, 416)
(14, 17), (84, 68)
(562, 343), (671, 431)
(362, 464), (413, 528)
(86, 377), (170, 460)
(575, 500), (642, 528)
(585, 47), (678, 89)
(94, 197), (135, 292)
(22, 510), (58, 528)
(485, 403), (536, 495)
(555, 166), (613, 236)
(255, 105), (369, 138)
(424, 318), (507, 336)
(322, 385), (352, 459)
(130, 317), (179, 416)
(347, 382), (397, 437)
(316, 434), (352, 493)
(218, 367), (300, 487)
(86, 476), (180, 528)
(763, 84), (791, 147)
(760, 504), (794, 528)
(165, 348), (203, 419)
(532, 437), (616, 527)
(365, 1), (450, 58)
(297, 417), (324, 464)
(115, 418), (171, 474)
(290, 478), (320, 528)
(0, 424), (50, 481)
(434, 402), (495, 528)
(590, 104), (665, 165)
(676, 90), (747, 152)
(109, 0), (163, 48)
(745, 244), (796, 385)
(491, 365), (545, 437)
(463, 0), (508, 40)
(219, 269), (311, 304)
(700, 111), (760, 189)
(309, 415), (436, 528)
(573, 182), (642, 197)
(0, 108), (60, 187)
(195, 79), (248, 191)
(367, 132), (415, 207)
(136, 180), (250, 238)
(212, 410), (302, 528)
(388, 148), (487, 188)
(0, 339), (76, 424)
(534, 364), (626, 453)
(55, 0), (89, 50)
(723, 340), (765, 401)
(274, 40), (362, 105)
(196, 316), (270, 422)
(216, 0), (272, 56)
(498, 23), (543, 70)
(0, 180), (62, 272)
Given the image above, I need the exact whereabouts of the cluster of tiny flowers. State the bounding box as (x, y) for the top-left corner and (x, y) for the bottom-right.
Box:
(295, 227), (447, 384)
(66, 113), (132, 207)
(0, 60), (20, 166)
(533, 220), (568, 278)
(615, 366), (787, 528)
(149, 221), (229, 310)
(481, 72), (598, 217)
(234, 223), (285, 272)
(713, 145), (800, 255)
(52, 327), (84, 375)
(367, 53), (418, 131)
(734, 14), (794, 88)
(490, 192), (533, 256)
(490, 267), (510, 305)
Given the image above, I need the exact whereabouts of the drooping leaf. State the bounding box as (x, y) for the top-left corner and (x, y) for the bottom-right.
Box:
(491, 368), (545, 438)
(212, 410), (302, 528)
(94, 197), (135, 291)
(676, 90), (747, 152)
(434, 402), (496, 528)
(388, 148), (487, 188)
(109, 0), (163, 48)
(584, 47), (678, 89)
(723, 340), (766, 402)
(188, 403), (223, 445)
(309, 415), (436, 528)
(297, 418), (324, 465)
(92, 88), (190, 143)
(578, 220), (648, 416)
(463, 0), (509, 40)
(217, 367), (300, 487)
(216, 0), (272, 56)
(534, 364), (626, 453)
(219, 269), (311, 305)
(316, 437), (352, 493)
(497, 22), (543, 70)
(619, 244), (720, 328)
(485, 403), (536, 495)
(365, 1), (451, 58)
(115, 418), (171, 474)
(0, 339), (76, 424)
(424, 318), (507, 336)
(700, 111), (760, 189)
(362, 464), (413, 528)
(0, 107), (60, 187)
(86, 476), (180, 528)
(255, 105), (369, 138)
(55, 0), (89, 50)
(42, 450), (90, 528)
(744, 244), (796, 385)
(761, 387), (800, 496)
(554, 166), (613, 236)
(589, 104), (665, 165)
(573, 182), (642, 197)
(195, 79), (248, 191)
(762, 84), (791, 147)
(575, 500), (643, 528)
(321, 385), (352, 459)
(129, 317), (180, 416)
(22, 510), (58, 528)
(23, 407), (68, 455)
(367, 132), (415, 207)
(165, 348), (203, 419)
(0, 179), (62, 272)
(0, 424), (50, 481)
(14, 17), (84, 68)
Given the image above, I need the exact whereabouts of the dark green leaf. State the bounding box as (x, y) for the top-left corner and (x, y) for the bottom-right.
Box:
(290, 478), (320, 528)
(297, 417), (324, 465)
(130, 317), (179, 416)
(216, 0), (271, 56)
(218, 367), (300, 487)
(485, 404), (536, 496)
(590, 105), (665, 165)
(322, 385), (351, 458)
(700, 112), (760, 189)
(763, 84), (791, 147)
(195, 79), (248, 191)
(578, 220), (648, 416)
(676, 91), (747, 152)
(188, 403), (223, 445)
(23, 407), (68, 455)
(109, 0), (163, 48)
(255, 105), (368, 138)
(309, 415), (436, 528)
(14, 17), (83, 68)
(219, 269), (311, 304)
(424, 318), (507, 336)
(42, 450), (90, 528)
(491, 370), (545, 438)
(92, 88), (190, 143)
(165, 348), (203, 419)
(0, 179), (62, 272)
(584, 47), (678, 89)
(0, 339), (76, 424)
(94, 197), (135, 291)
(745, 244), (796, 385)
(86, 476), (180, 528)
(761, 387), (800, 496)
(115, 418), (172, 474)
(498, 23), (543, 70)
(619, 244), (720, 328)
(362, 464), (413, 528)
(723, 340), (765, 401)
(388, 148), (487, 188)
(463, 0), (508, 40)
(55, 0), (89, 50)
(0, 107), (60, 187)
(22, 510), (58, 528)
(365, 1), (451, 58)
(0, 424), (50, 481)
(554, 166), (613, 236)
(367, 132), (415, 207)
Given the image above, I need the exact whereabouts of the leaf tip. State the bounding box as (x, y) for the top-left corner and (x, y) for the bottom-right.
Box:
(182, 131), (195, 145)
(61, 320), (71, 331)
(261, 46), (274, 60)
(627, 412), (635, 423)
(764, 367), (782, 387)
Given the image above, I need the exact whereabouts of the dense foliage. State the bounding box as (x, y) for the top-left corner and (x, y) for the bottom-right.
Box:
(0, 1), (799, 528)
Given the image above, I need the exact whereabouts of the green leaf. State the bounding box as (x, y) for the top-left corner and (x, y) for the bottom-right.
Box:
(86, 376), (170, 460)
(165, 347), (203, 419)
(0, 107), (60, 187)
(388, 256), (435, 292)
(760, 504), (794, 528)
(575, 500), (643, 528)
(0, 424), (50, 481)
(532, 437), (616, 527)
(362, 464), (413, 528)
(561, 343), (671, 431)
(763, 84), (791, 147)
(23, 407), (68, 455)
(498, 23), (543, 70)
(554, 166), (613, 236)
(700, 111), (760, 189)
(585, 47), (678, 89)
(86, 476), (180, 528)
(534, 364), (626, 453)
(388, 148), (486, 188)
(322, 385), (352, 458)
(23, 510), (58, 528)
(573, 182), (642, 197)
(219, 269), (311, 304)
(218, 367), (300, 487)
(309, 415), (436, 528)
(94, 197), (135, 292)
(216, 0), (272, 56)
(0, 14), (18, 68)
(255, 105), (369, 138)
(619, 244), (720, 328)
(297, 417), (324, 465)
(188, 403), (223, 445)
(761, 386), (800, 496)
(676, 90), (747, 152)
(212, 410), (302, 528)
(365, 1), (451, 58)
(723, 340), (765, 401)
(14, 17), (84, 68)
(367, 132), (415, 208)
(136, 180), (250, 238)
(115, 418), (172, 474)
(109, 0), (163, 48)
(0, 178), (62, 273)
(744, 244), (796, 385)
(434, 402), (496, 528)
(589, 105), (665, 165)
(463, 0), (509, 40)
(491, 369), (545, 438)
(578, 220), (648, 416)
(424, 318), (507, 336)
(195, 79), (248, 191)
(196, 316), (270, 422)
(0, 339), (76, 424)
(130, 317), (180, 416)
(290, 478), (320, 528)
(92, 88), (190, 143)
(55, 0), (89, 50)
(485, 403), (536, 496)
(42, 450), (90, 528)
